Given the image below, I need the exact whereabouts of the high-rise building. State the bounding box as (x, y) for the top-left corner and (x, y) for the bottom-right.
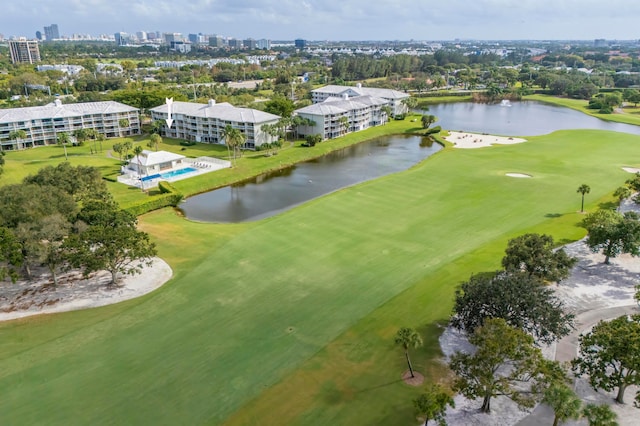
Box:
(228, 38), (242, 49)
(256, 39), (271, 50)
(8, 39), (41, 64)
(136, 31), (147, 42)
(35, 31), (43, 40)
(163, 33), (182, 45)
(114, 32), (128, 46)
(243, 38), (257, 50)
(294, 39), (306, 49)
(44, 24), (60, 41)
(209, 35), (224, 48)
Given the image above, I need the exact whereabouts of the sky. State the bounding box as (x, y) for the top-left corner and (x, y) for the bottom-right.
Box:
(2, 0), (640, 41)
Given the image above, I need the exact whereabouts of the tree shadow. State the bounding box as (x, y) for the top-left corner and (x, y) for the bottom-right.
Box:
(598, 201), (618, 210)
(545, 213), (563, 218)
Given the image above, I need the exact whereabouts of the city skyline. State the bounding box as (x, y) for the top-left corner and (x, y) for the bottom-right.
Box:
(1, 0), (639, 41)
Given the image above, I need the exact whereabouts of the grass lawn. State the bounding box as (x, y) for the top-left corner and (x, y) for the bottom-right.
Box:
(526, 94), (640, 126)
(1, 126), (639, 424)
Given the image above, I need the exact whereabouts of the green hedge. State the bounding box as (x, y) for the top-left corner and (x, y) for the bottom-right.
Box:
(124, 193), (184, 216)
(124, 181), (184, 216)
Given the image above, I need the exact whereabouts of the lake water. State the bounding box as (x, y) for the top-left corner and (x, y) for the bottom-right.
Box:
(180, 135), (441, 222)
(181, 101), (640, 223)
(425, 101), (640, 136)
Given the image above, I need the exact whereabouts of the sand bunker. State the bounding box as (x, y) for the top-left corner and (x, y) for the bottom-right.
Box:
(0, 257), (172, 322)
(444, 131), (526, 149)
(505, 173), (532, 178)
(622, 167), (640, 174)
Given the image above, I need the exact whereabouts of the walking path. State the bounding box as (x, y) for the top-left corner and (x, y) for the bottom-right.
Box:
(517, 305), (638, 426)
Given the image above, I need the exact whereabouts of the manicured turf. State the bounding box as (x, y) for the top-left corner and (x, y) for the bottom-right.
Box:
(527, 94), (640, 126)
(1, 127), (639, 425)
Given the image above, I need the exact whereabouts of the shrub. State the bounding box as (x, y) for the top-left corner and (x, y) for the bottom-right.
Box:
(123, 193), (183, 216)
(158, 181), (178, 194)
(394, 114), (406, 120)
(179, 140), (197, 147)
(424, 126), (442, 135)
(599, 105), (613, 114)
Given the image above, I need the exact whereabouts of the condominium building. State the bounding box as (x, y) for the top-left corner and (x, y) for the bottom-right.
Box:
(295, 94), (389, 140)
(150, 100), (280, 149)
(311, 84), (409, 116)
(0, 100), (140, 150)
(8, 39), (41, 64)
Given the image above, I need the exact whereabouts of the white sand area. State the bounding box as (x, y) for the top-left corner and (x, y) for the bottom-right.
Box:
(0, 257), (172, 321)
(444, 131), (527, 149)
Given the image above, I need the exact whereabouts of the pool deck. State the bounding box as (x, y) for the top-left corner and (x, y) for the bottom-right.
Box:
(117, 156), (231, 188)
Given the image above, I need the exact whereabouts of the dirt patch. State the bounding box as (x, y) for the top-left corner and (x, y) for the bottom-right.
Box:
(402, 370), (424, 386)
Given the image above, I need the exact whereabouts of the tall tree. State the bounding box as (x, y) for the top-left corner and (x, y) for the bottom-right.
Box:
(263, 95), (294, 118)
(501, 233), (576, 282)
(65, 200), (157, 286)
(24, 162), (110, 203)
(613, 186), (631, 210)
(421, 114), (438, 129)
(56, 132), (71, 160)
(148, 134), (162, 152)
(452, 271), (574, 345)
(577, 184), (591, 213)
(37, 214), (72, 287)
(0, 227), (22, 282)
(581, 210), (640, 264)
(395, 327), (423, 378)
(572, 314), (640, 404)
(9, 129), (28, 151)
(133, 145), (144, 190)
(338, 116), (349, 136)
(413, 383), (455, 426)
(450, 318), (557, 413)
(119, 118), (131, 136)
(543, 383), (582, 426)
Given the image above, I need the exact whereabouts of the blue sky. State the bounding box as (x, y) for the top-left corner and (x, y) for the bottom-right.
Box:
(2, 0), (639, 41)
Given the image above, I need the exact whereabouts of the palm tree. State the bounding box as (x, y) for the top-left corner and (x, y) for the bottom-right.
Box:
(395, 327), (423, 378)
(221, 125), (235, 164)
(543, 384), (582, 426)
(577, 184), (591, 213)
(613, 186), (632, 211)
(96, 133), (106, 153)
(133, 145), (144, 191)
(149, 134), (162, 152)
(9, 129), (27, 150)
(56, 132), (71, 160)
(72, 129), (88, 146)
(381, 106), (393, 123)
(337, 116), (349, 136)
(150, 120), (164, 135)
(119, 118), (130, 137)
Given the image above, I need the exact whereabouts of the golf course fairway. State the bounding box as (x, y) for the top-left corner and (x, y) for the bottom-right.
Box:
(1, 128), (638, 425)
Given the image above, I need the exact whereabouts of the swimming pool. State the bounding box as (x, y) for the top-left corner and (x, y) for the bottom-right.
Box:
(141, 167), (198, 182)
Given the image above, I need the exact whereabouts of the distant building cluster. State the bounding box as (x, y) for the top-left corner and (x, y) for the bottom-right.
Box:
(109, 30), (273, 52)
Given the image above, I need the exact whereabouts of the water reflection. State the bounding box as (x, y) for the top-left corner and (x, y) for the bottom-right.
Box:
(180, 135), (441, 223)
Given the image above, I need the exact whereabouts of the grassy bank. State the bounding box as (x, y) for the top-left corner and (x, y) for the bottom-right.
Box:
(0, 117), (423, 211)
(526, 94), (640, 126)
(1, 128), (638, 425)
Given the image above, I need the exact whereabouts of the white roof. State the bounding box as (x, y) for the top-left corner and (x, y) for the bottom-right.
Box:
(295, 95), (388, 116)
(129, 150), (185, 167)
(150, 101), (280, 124)
(312, 85), (409, 100)
(0, 101), (138, 124)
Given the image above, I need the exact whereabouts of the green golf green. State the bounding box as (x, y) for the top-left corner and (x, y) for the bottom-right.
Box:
(1, 127), (638, 425)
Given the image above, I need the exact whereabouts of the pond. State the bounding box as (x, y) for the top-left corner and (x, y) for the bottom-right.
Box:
(180, 135), (441, 223)
(424, 101), (640, 136)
